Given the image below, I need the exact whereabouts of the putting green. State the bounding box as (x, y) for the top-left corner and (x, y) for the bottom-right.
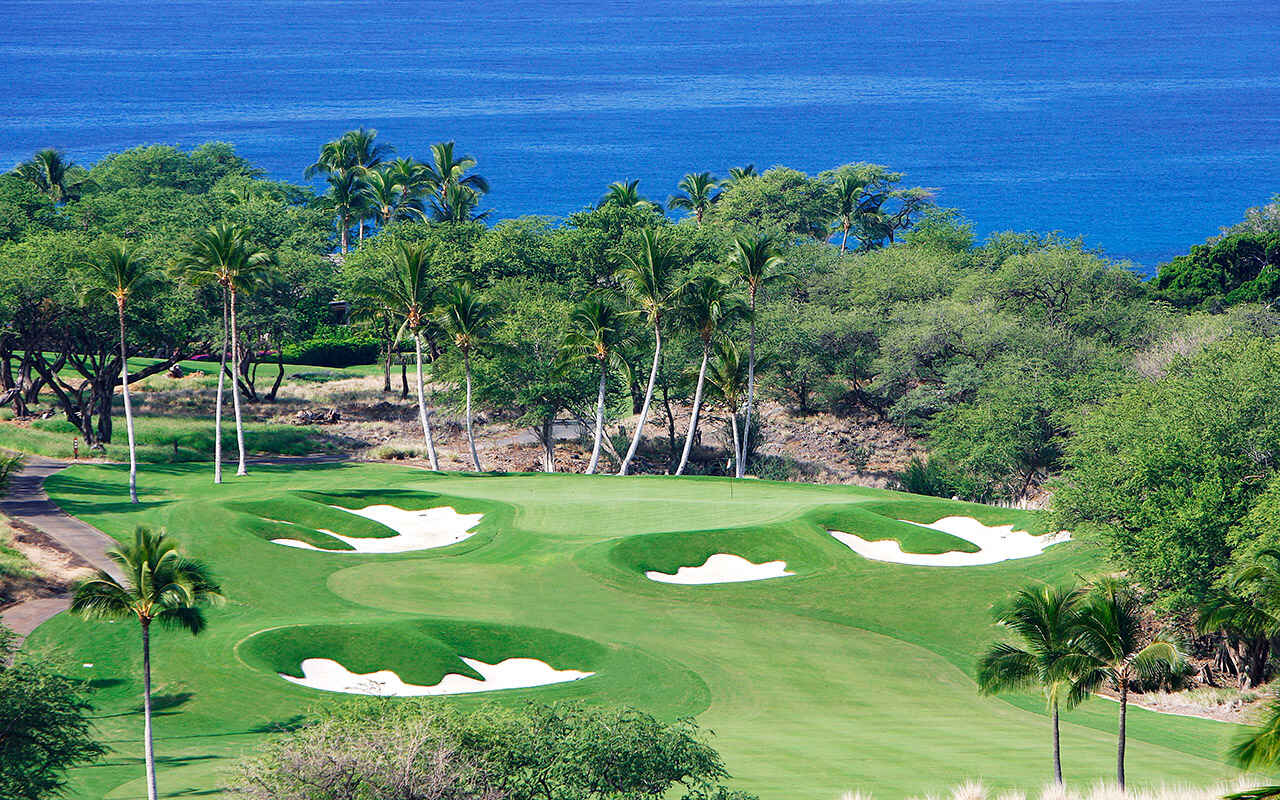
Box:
(23, 463), (1246, 799)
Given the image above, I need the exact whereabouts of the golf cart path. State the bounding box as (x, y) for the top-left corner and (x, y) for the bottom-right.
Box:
(0, 453), (345, 641)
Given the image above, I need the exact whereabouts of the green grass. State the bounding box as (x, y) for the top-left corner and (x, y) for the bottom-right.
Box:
(22, 466), (1251, 800)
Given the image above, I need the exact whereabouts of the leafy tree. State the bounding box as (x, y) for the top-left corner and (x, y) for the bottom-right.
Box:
(439, 282), (493, 470)
(0, 625), (105, 800)
(11, 148), (92, 202)
(0, 175), (57, 240)
(88, 143), (257, 194)
(824, 169), (867, 254)
(668, 172), (721, 224)
(709, 166), (829, 239)
(72, 528), (224, 800)
(976, 583), (1086, 785)
(561, 295), (630, 473)
(305, 128), (393, 242)
(1155, 230), (1280, 309)
(673, 274), (745, 474)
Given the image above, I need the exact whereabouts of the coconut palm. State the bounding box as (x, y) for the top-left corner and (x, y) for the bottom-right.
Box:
(71, 528), (223, 800)
(667, 172), (720, 224)
(440, 282), (492, 471)
(1198, 549), (1280, 689)
(561, 296), (630, 474)
(826, 171), (867, 254)
(1067, 578), (1185, 789)
(12, 147), (92, 202)
(325, 170), (368, 254)
(1230, 702), (1280, 800)
(705, 339), (748, 476)
(423, 141), (489, 201)
(976, 583), (1087, 785)
(615, 228), (683, 475)
(599, 179), (650, 209)
(174, 224), (272, 482)
(724, 164), (757, 185)
(80, 243), (157, 504)
(360, 241), (440, 470)
(673, 275), (745, 475)
(432, 183), (490, 223)
(385, 157), (435, 197)
(361, 166), (427, 227)
(306, 128), (393, 242)
(727, 234), (789, 477)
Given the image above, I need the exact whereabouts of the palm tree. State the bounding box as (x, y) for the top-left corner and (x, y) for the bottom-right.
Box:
(599, 179), (651, 209)
(615, 228), (682, 475)
(174, 224), (272, 482)
(705, 340), (748, 476)
(324, 171), (367, 254)
(360, 241), (440, 470)
(80, 243), (157, 504)
(1230, 702), (1280, 800)
(673, 275), (745, 475)
(826, 171), (867, 254)
(306, 128), (393, 242)
(12, 147), (91, 202)
(71, 528), (223, 800)
(385, 157), (434, 197)
(976, 583), (1087, 785)
(440, 282), (491, 471)
(1198, 549), (1280, 689)
(668, 172), (720, 224)
(361, 167), (427, 227)
(423, 141), (489, 202)
(432, 183), (490, 223)
(562, 296), (630, 474)
(727, 234), (788, 478)
(724, 164), (757, 185)
(1068, 578), (1185, 789)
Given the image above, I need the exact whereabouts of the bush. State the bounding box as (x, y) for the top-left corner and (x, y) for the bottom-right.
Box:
(280, 335), (380, 368)
(896, 457), (955, 498)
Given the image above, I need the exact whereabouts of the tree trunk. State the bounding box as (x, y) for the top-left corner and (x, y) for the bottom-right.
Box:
(464, 351), (481, 471)
(729, 410), (742, 478)
(400, 357), (409, 399)
(340, 214), (349, 254)
(265, 348), (285, 402)
(740, 291), (758, 478)
(587, 361), (608, 474)
(229, 289), (248, 476)
(117, 301), (138, 504)
(1051, 701), (1063, 785)
(541, 417), (555, 473)
(213, 291), (228, 484)
(141, 620), (158, 800)
(840, 223), (850, 254)
(619, 325), (661, 475)
(659, 354), (678, 471)
(413, 334), (440, 470)
(1117, 677), (1128, 789)
(676, 346), (710, 475)
(382, 334), (393, 393)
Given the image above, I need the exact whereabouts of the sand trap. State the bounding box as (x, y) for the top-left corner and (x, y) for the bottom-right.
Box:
(269, 505), (483, 553)
(829, 516), (1070, 567)
(645, 553), (794, 584)
(280, 656), (593, 696)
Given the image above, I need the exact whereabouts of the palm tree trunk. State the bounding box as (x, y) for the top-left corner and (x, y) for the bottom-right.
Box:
(464, 351), (481, 471)
(339, 214), (349, 254)
(542, 417), (555, 472)
(117, 301), (138, 504)
(676, 345), (710, 475)
(619, 325), (662, 475)
(213, 291), (228, 485)
(587, 361), (608, 474)
(382, 338), (393, 393)
(228, 289), (248, 477)
(840, 222), (850, 254)
(1051, 701), (1063, 785)
(1117, 677), (1128, 789)
(141, 620), (158, 800)
(729, 410), (742, 477)
(740, 292), (757, 478)
(413, 334), (440, 470)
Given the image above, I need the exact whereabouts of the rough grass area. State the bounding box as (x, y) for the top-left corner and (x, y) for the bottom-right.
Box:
(24, 466), (1250, 800)
(0, 520), (35, 582)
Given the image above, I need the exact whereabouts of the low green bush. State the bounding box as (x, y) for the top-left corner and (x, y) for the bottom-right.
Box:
(280, 335), (380, 368)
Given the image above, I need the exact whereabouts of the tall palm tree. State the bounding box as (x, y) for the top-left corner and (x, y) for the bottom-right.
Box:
(80, 243), (157, 504)
(361, 167), (427, 227)
(826, 171), (867, 254)
(977, 583), (1087, 785)
(432, 183), (490, 223)
(562, 296), (630, 474)
(385, 157), (434, 197)
(673, 275), (745, 475)
(174, 224), (272, 482)
(325, 170), (367, 254)
(724, 164), (757, 185)
(440, 282), (491, 471)
(667, 172), (720, 224)
(71, 528), (223, 800)
(423, 141), (489, 202)
(599, 179), (651, 209)
(1068, 578), (1185, 789)
(727, 234), (789, 478)
(705, 340), (748, 476)
(306, 128), (393, 242)
(615, 228), (682, 475)
(360, 242), (440, 470)
(13, 147), (92, 202)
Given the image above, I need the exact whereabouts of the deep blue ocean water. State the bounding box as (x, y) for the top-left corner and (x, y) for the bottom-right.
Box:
(2, 0), (1278, 266)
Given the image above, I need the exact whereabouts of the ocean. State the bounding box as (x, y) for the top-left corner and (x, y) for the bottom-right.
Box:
(2, 0), (1278, 266)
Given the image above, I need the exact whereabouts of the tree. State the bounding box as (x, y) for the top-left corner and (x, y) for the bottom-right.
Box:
(1198, 548), (1280, 689)
(615, 228), (683, 475)
(12, 148), (92, 203)
(709, 167), (829, 239)
(79, 242), (157, 504)
(433, 183), (490, 223)
(423, 141), (489, 204)
(440, 282), (492, 471)
(1155, 230), (1280, 309)
(824, 170), (866, 253)
(673, 274), (745, 474)
(323, 170), (367, 254)
(724, 164), (757, 185)
(600, 179), (652, 210)
(976, 583), (1086, 785)
(727, 234), (788, 477)
(305, 128), (393, 242)
(1068, 578), (1185, 788)
(1229, 701), (1280, 800)
(361, 166), (427, 227)
(71, 528), (224, 800)
(174, 223), (273, 481)
(705, 340), (748, 477)
(361, 241), (442, 470)
(668, 172), (721, 224)
(561, 295), (630, 474)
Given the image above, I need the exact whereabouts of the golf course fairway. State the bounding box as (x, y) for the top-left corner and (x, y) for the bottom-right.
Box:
(23, 462), (1247, 799)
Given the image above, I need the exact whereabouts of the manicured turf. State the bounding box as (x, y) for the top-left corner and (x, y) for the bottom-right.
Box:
(23, 464), (1249, 799)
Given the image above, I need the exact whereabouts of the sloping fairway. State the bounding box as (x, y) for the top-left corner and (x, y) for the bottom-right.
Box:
(25, 463), (1245, 799)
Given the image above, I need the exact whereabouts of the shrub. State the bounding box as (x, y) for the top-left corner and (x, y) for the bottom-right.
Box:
(280, 335), (380, 368)
(0, 452), (22, 494)
(896, 456), (955, 498)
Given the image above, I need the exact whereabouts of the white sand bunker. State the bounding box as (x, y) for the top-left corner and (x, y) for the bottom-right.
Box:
(645, 553), (795, 584)
(270, 505), (483, 553)
(829, 516), (1070, 567)
(281, 656), (593, 696)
